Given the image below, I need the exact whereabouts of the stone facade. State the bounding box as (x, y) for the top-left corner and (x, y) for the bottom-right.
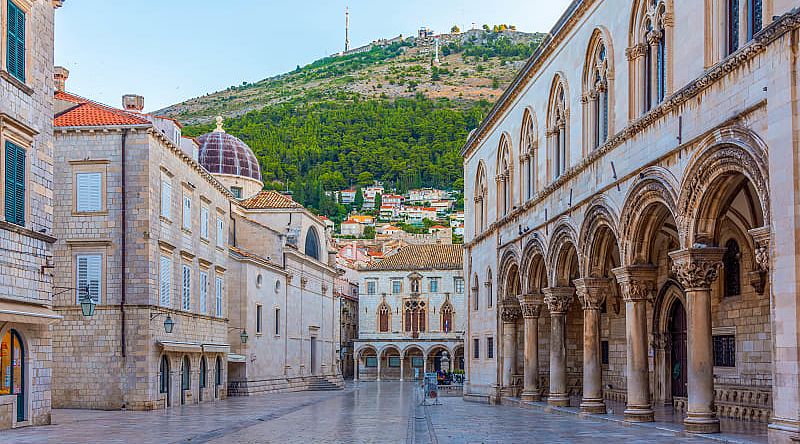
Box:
(335, 276), (359, 379)
(462, 1), (800, 441)
(354, 244), (465, 380)
(0, 0), (62, 429)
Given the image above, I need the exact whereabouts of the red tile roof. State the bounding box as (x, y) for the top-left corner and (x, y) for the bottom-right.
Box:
(54, 91), (150, 127)
(365, 244), (463, 270)
(239, 190), (302, 209)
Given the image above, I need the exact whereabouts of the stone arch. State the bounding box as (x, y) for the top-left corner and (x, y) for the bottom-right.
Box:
(547, 217), (581, 286)
(402, 344), (424, 358)
(678, 126), (769, 245)
(547, 73), (571, 180)
(379, 344), (401, 357)
(377, 298), (391, 333)
(520, 107), (540, 200)
(651, 279), (687, 403)
(619, 166), (681, 265)
(579, 195), (622, 277)
(440, 297), (455, 333)
(357, 344), (377, 359)
(498, 247), (522, 302)
(474, 160), (489, 234)
(497, 133), (514, 216)
(582, 26), (616, 153)
(520, 234), (548, 292)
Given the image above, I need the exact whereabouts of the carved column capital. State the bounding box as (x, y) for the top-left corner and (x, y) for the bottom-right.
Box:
(542, 287), (575, 314)
(517, 291), (544, 318)
(749, 226), (771, 272)
(500, 296), (521, 322)
(573, 277), (611, 310)
(669, 248), (725, 290)
(612, 265), (656, 302)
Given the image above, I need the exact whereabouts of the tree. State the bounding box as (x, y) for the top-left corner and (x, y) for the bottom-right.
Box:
(363, 225), (376, 239)
(357, 171), (374, 186)
(451, 25), (460, 33)
(354, 187), (364, 209)
(374, 192), (382, 208)
(482, 24), (490, 31)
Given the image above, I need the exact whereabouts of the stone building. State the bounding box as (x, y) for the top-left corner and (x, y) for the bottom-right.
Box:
(335, 275), (359, 379)
(0, 0), (63, 429)
(354, 244), (464, 380)
(461, 1), (800, 441)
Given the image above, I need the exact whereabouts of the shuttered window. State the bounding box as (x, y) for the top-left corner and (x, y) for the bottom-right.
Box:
(199, 271), (208, 314)
(160, 178), (171, 219)
(76, 172), (102, 212)
(216, 218), (224, 246)
(6, 1), (25, 82)
(76, 254), (102, 304)
(4, 141), (25, 226)
(182, 195), (191, 229)
(182, 265), (191, 311)
(215, 277), (223, 317)
(200, 206), (209, 238)
(159, 256), (171, 307)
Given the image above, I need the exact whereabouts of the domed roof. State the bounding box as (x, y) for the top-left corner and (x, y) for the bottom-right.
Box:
(196, 117), (262, 182)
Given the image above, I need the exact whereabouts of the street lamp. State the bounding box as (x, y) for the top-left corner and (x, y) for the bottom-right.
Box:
(78, 286), (96, 317)
(150, 312), (175, 334)
(240, 329), (248, 344)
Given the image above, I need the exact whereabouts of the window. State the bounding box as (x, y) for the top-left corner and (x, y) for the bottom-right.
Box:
(487, 337), (494, 359)
(365, 357), (378, 368)
(256, 304), (263, 334)
(391, 279), (402, 294)
(159, 356), (169, 393)
(216, 217), (224, 246)
(230, 186), (242, 199)
(473, 338), (480, 359)
(601, 340), (609, 365)
(472, 276), (479, 311)
(633, 0), (668, 116)
(727, 0), (740, 55)
(388, 357), (400, 367)
(428, 277), (439, 293)
(182, 194), (191, 230)
(497, 136), (512, 215)
(747, 0), (762, 40)
(486, 271), (493, 309)
(441, 302), (453, 333)
(378, 302), (390, 332)
(215, 356), (222, 386)
(161, 178), (171, 219)
(474, 165), (488, 234)
(6, 0), (25, 82)
(182, 265), (191, 311)
(4, 141), (25, 226)
(411, 357), (423, 368)
(76, 254), (102, 304)
(713, 334), (736, 367)
(199, 271), (208, 314)
(160, 256), (171, 307)
(274, 308), (281, 335)
(585, 36), (610, 151)
(549, 80), (568, 179)
(366, 280), (377, 295)
(403, 300), (426, 333)
(723, 239), (741, 297)
(215, 276), (223, 317)
(75, 172), (102, 212)
(454, 277), (464, 294)
(521, 110), (537, 200)
(200, 206), (209, 239)
(199, 357), (207, 389)
(305, 227), (320, 260)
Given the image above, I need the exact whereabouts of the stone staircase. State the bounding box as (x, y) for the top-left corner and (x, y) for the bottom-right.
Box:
(306, 375), (344, 391)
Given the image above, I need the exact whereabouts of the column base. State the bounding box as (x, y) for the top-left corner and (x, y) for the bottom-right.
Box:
(500, 387), (516, 398)
(547, 393), (570, 407)
(580, 398), (607, 414)
(624, 405), (654, 422)
(520, 390), (541, 402)
(684, 413), (720, 434)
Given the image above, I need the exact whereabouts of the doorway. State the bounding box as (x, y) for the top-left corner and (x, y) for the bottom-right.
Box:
(310, 337), (317, 375)
(669, 299), (688, 398)
(159, 355), (171, 407)
(181, 356), (190, 405)
(199, 357), (207, 402)
(1, 330), (25, 422)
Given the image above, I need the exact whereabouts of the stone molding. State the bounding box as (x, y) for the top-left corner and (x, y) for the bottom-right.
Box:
(612, 265), (656, 302)
(669, 248), (725, 290)
(573, 277), (610, 310)
(542, 287), (575, 314)
(500, 296), (521, 322)
(517, 292), (544, 318)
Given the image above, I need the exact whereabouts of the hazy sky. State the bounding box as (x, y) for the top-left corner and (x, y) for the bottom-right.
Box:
(55, 1), (571, 111)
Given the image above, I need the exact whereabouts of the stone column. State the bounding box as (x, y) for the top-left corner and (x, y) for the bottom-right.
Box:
(543, 287), (574, 407)
(670, 248), (725, 434)
(399, 356), (405, 382)
(517, 291), (544, 401)
(575, 278), (610, 414)
(377, 353), (382, 382)
(500, 298), (521, 396)
(354, 354), (359, 382)
(612, 265), (656, 422)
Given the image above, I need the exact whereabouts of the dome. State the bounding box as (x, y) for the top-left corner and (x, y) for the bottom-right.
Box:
(196, 117), (262, 182)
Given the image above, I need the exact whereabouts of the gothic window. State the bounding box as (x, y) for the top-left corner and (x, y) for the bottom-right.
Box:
(486, 269), (493, 309)
(497, 136), (512, 216)
(727, 0), (740, 55)
(441, 301), (454, 333)
(713, 334), (736, 367)
(378, 301), (390, 332)
(403, 300), (427, 334)
(472, 274), (479, 311)
(548, 80), (569, 179)
(584, 33), (611, 152)
(474, 164), (488, 235)
(631, 0), (669, 116)
(304, 227), (320, 261)
(723, 239), (741, 297)
(520, 110), (537, 200)
(746, 0), (762, 40)
(601, 340), (609, 365)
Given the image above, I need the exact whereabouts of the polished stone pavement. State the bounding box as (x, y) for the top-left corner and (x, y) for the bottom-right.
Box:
(0, 382), (767, 443)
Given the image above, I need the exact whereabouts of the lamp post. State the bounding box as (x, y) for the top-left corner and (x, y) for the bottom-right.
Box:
(228, 327), (248, 344)
(150, 312), (175, 333)
(78, 285), (95, 317)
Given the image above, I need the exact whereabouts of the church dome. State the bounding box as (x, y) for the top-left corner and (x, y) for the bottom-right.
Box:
(196, 117), (262, 182)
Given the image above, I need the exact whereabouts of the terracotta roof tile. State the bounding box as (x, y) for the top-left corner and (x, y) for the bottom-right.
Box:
(239, 190), (302, 209)
(54, 91), (150, 127)
(365, 244), (463, 271)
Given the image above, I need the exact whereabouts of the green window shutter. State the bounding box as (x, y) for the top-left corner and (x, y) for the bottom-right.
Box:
(6, 1), (25, 82)
(4, 141), (25, 226)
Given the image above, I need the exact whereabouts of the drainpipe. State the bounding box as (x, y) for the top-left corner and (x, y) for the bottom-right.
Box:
(120, 129), (128, 357)
(229, 200), (236, 247)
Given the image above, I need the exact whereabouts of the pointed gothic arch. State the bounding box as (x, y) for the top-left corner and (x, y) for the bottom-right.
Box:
(547, 74), (570, 180)
(474, 161), (489, 234)
(520, 108), (539, 200)
(497, 134), (514, 216)
(583, 27), (615, 153)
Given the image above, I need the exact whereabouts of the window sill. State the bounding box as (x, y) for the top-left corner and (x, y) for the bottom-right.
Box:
(181, 228), (192, 235)
(0, 70), (33, 96)
(72, 210), (108, 217)
(200, 237), (209, 244)
(160, 215), (172, 224)
(0, 219), (56, 243)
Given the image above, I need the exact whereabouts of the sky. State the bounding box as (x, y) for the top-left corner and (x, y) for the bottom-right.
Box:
(55, 1), (572, 112)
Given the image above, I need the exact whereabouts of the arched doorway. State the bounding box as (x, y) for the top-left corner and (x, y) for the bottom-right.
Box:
(181, 356), (190, 405)
(668, 299), (687, 398)
(199, 356), (207, 402)
(214, 356), (222, 398)
(1, 329), (25, 422)
(159, 355), (170, 407)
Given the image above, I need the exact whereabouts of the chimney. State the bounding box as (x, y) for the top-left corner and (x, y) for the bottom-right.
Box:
(122, 94), (144, 112)
(54, 66), (68, 92)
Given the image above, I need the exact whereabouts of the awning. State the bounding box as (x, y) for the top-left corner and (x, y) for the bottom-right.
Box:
(157, 340), (202, 353)
(227, 353), (247, 363)
(0, 300), (62, 325)
(202, 343), (230, 354)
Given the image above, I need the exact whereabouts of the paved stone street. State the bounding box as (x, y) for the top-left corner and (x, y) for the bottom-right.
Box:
(0, 382), (764, 443)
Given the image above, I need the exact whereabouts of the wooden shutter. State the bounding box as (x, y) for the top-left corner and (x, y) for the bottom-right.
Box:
(161, 180), (171, 218)
(200, 207), (209, 238)
(215, 277), (223, 317)
(76, 172), (102, 212)
(7, 1), (25, 82)
(4, 141), (24, 226)
(199, 271), (208, 314)
(182, 265), (191, 310)
(77, 254), (101, 303)
(216, 218), (224, 245)
(182, 195), (191, 229)
(160, 256), (171, 306)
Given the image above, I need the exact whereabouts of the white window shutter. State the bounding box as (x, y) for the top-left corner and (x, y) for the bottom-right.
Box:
(216, 218), (224, 246)
(182, 265), (191, 310)
(77, 254), (102, 304)
(215, 277), (223, 317)
(183, 196), (191, 229)
(160, 256), (171, 307)
(199, 271), (208, 314)
(161, 180), (172, 218)
(201, 207), (209, 238)
(76, 172), (102, 212)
